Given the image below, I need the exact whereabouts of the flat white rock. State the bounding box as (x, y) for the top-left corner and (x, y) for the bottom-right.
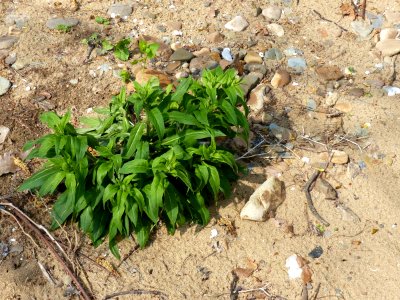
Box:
(267, 23), (284, 37)
(224, 16), (249, 32)
(376, 39), (400, 56)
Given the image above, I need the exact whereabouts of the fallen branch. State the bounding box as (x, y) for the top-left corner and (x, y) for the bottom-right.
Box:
(104, 289), (168, 300)
(312, 9), (348, 32)
(304, 171), (330, 227)
(0, 201), (93, 300)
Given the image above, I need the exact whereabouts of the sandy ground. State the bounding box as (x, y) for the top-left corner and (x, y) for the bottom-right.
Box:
(1, 0), (400, 299)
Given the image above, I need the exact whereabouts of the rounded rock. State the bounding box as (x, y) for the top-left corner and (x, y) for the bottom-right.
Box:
(224, 16), (249, 32)
(375, 39), (400, 56)
(107, 4), (133, 18)
(271, 70), (291, 88)
(379, 28), (399, 41)
(0, 36), (18, 50)
(244, 51), (263, 64)
(262, 6), (282, 20)
(46, 18), (79, 29)
(267, 23), (284, 37)
(0, 77), (11, 96)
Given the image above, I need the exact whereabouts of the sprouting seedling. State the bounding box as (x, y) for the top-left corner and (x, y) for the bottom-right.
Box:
(95, 16), (111, 25)
(56, 24), (72, 33)
(132, 40), (159, 65)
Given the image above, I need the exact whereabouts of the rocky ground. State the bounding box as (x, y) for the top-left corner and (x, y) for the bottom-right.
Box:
(1, 0), (400, 299)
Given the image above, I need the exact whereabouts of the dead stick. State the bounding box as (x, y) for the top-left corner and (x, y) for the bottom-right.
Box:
(312, 10), (348, 32)
(361, 0), (366, 20)
(304, 171), (330, 226)
(104, 289), (168, 300)
(302, 284), (308, 300)
(312, 283), (321, 300)
(0, 202), (92, 300)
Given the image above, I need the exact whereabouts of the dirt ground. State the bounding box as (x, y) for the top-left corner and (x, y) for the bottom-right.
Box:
(1, 0), (400, 299)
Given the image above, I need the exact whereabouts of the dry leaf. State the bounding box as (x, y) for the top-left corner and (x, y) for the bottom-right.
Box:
(233, 267), (254, 278)
(13, 157), (30, 176)
(96, 257), (120, 277)
(301, 264), (313, 284)
(0, 152), (18, 176)
(352, 240), (362, 246)
(371, 228), (379, 235)
(217, 217), (237, 237)
(340, 3), (356, 20)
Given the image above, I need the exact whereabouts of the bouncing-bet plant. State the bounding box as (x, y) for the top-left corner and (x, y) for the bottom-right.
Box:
(19, 67), (249, 258)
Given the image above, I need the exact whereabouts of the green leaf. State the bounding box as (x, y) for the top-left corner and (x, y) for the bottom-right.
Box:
(164, 183), (180, 226)
(18, 166), (61, 191)
(51, 190), (75, 229)
(38, 171), (66, 196)
(195, 164), (209, 190)
(80, 206), (93, 233)
(95, 16), (110, 25)
(148, 108), (165, 139)
(114, 38), (131, 61)
(103, 184), (118, 205)
(194, 109), (209, 126)
(119, 159), (149, 174)
(220, 99), (237, 125)
(167, 111), (201, 126)
(171, 78), (192, 103)
(124, 122), (146, 158)
(136, 141), (149, 160)
(96, 161), (113, 185)
(135, 218), (150, 248)
(101, 39), (114, 51)
(126, 202), (139, 226)
(207, 164), (220, 199)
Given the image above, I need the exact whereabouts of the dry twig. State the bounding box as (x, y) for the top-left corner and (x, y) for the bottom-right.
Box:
(104, 289), (168, 300)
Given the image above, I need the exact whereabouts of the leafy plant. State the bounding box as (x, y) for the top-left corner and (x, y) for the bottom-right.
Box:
(19, 67), (249, 258)
(113, 38), (131, 61)
(132, 40), (160, 65)
(56, 24), (72, 33)
(95, 16), (110, 25)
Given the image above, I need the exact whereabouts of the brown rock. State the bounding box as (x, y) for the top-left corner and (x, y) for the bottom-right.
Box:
(347, 87), (364, 97)
(375, 39), (400, 56)
(166, 21), (182, 30)
(244, 51), (263, 64)
(166, 61), (181, 73)
(271, 70), (291, 88)
(209, 51), (221, 61)
(135, 69), (172, 88)
(247, 84), (270, 114)
(219, 59), (232, 70)
(206, 32), (225, 43)
(319, 150), (349, 165)
(316, 65), (344, 81)
(193, 47), (210, 57)
(335, 102), (352, 113)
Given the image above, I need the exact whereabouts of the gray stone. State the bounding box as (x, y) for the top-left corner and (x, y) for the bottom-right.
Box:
(265, 48), (283, 60)
(244, 63), (267, 75)
(283, 47), (303, 56)
(189, 56), (218, 73)
(107, 4), (133, 18)
(46, 18), (79, 29)
(262, 6), (282, 20)
(0, 36), (18, 50)
(267, 23), (284, 37)
(351, 20), (373, 38)
(5, 53), (17, 66)
(0, 126), (10, 144)
(224, 16), (249, 32)
(0, 77), (11, 96)
(169, 48), (194, 61)
(254, 7), (262, 17)
(241, 72), (263, 96)
(221, 48), (233, 61)
(287, 57), (307, 74)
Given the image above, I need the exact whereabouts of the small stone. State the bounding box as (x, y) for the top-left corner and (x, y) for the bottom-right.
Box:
(254, 7), (262, 17)
(5, 53), (17, 65)
(351, 20), (373, 38)
(375, 39), (400, 56)
(335, 102), (352, 113)
(262, 6), (282, 20)
(144, 12), (157, 19)
(265, 48), (283, 60)
(224, 16), (249, 32)
(325, 92), (339, 106)
(219, 59), (232, 70)
(244, 51), (263, 64)
(379, 28), (399, 41)
(156, 25), (167, 32)
(170, 42), (182, 51)
(287, 57), (306, 74)
(0, 36), (18, 50)
(244, 63), (267, 75)
(241, 72), (263, 96)
(271, 70), (291, 88)
(189, 56), (218, 73)
(69, 79), (78, 85)
(308, 246), (323, 259)
(46, 18), (79, 29)
(169, 48), (194, 61)
(135, 69), (172, 88)
(248, 84), (269, 114)
(319, 150), (349, 164)
(269, 123), (296, 141)
(315, 65), (343, 82)
(0, 77), (11, 96)
(266, 23), (284, 37)
(0, 126), (10, 144)
(107, 4), (133, 18)
(175, 71), (189, 79)
(221, 48), (233, 62)
(166, 61), (181, 72)
(193, 48), (210, 57)
(206, 32), (225, 43)
(166, 21), (182, 30)
(240, 177), (285, 221)
(347, 87), (364, 97)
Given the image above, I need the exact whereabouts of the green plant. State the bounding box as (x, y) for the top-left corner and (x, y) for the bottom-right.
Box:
(56, 24), (72, 33)
(132, 40), (160, 65)
(18, 67), (249, 258)
(95, 16), (110, 25)
(113, 38), (131, 61)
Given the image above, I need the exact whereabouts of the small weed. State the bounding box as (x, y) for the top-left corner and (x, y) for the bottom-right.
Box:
(95, 16), (111, 25)
(113, 38), (131, 61)
(132, 40), (159, 65)
(56, 24), (72, 33)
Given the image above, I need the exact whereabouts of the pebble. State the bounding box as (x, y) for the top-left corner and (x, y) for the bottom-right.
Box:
(244, 63), (267, 75)
(46, 18), (79, 29)
(169, 48), (194, 61)
(383, 86), (400, 96)
(0, 126), (10, 144)
(224, 16), (249, 32)
(0, 36), (18, 50)
(157, 25), (167, 32)
(189, 56), (218, 73)
(335, 102), (352, 113)
(5, 53), (17, 65)
(221, 48), (233, 62)
(219, 59), (232, 70)
(193, 48), (210, 57)
(269, 123), (296, 141)
(166, 21), (182, 31)
(206, 32), (225, 43)
(267, 23), (285, 37)
(264, 48), (283, 60)
(379, 28), (399, 41)
(170, 42), (182, 51)
(287, 57), (306, 74)
(254, 7), (262, 17)
(375, 39), (400, 56)
(262, 6), (282, 20)
(135, 69), (171, 88)
(271, 70), (291, 88)
(248, 84), (269, 114)
(69, 79), (78, 85)
(244, 51), (263, 64)
(315, 65), (343, 82)
(325, 92), (339, 106)
(107, 4), (133, 18)
(351, 20), (373, 38)
(175, 71), (189, 79)
(0, 77), (11, 96)
(308, 246), (323, 259)
(241, 72), (263, 96)
(240, 177), (285, 221)
(283, 47), (303, 56)
(347, 87), (364, 97)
